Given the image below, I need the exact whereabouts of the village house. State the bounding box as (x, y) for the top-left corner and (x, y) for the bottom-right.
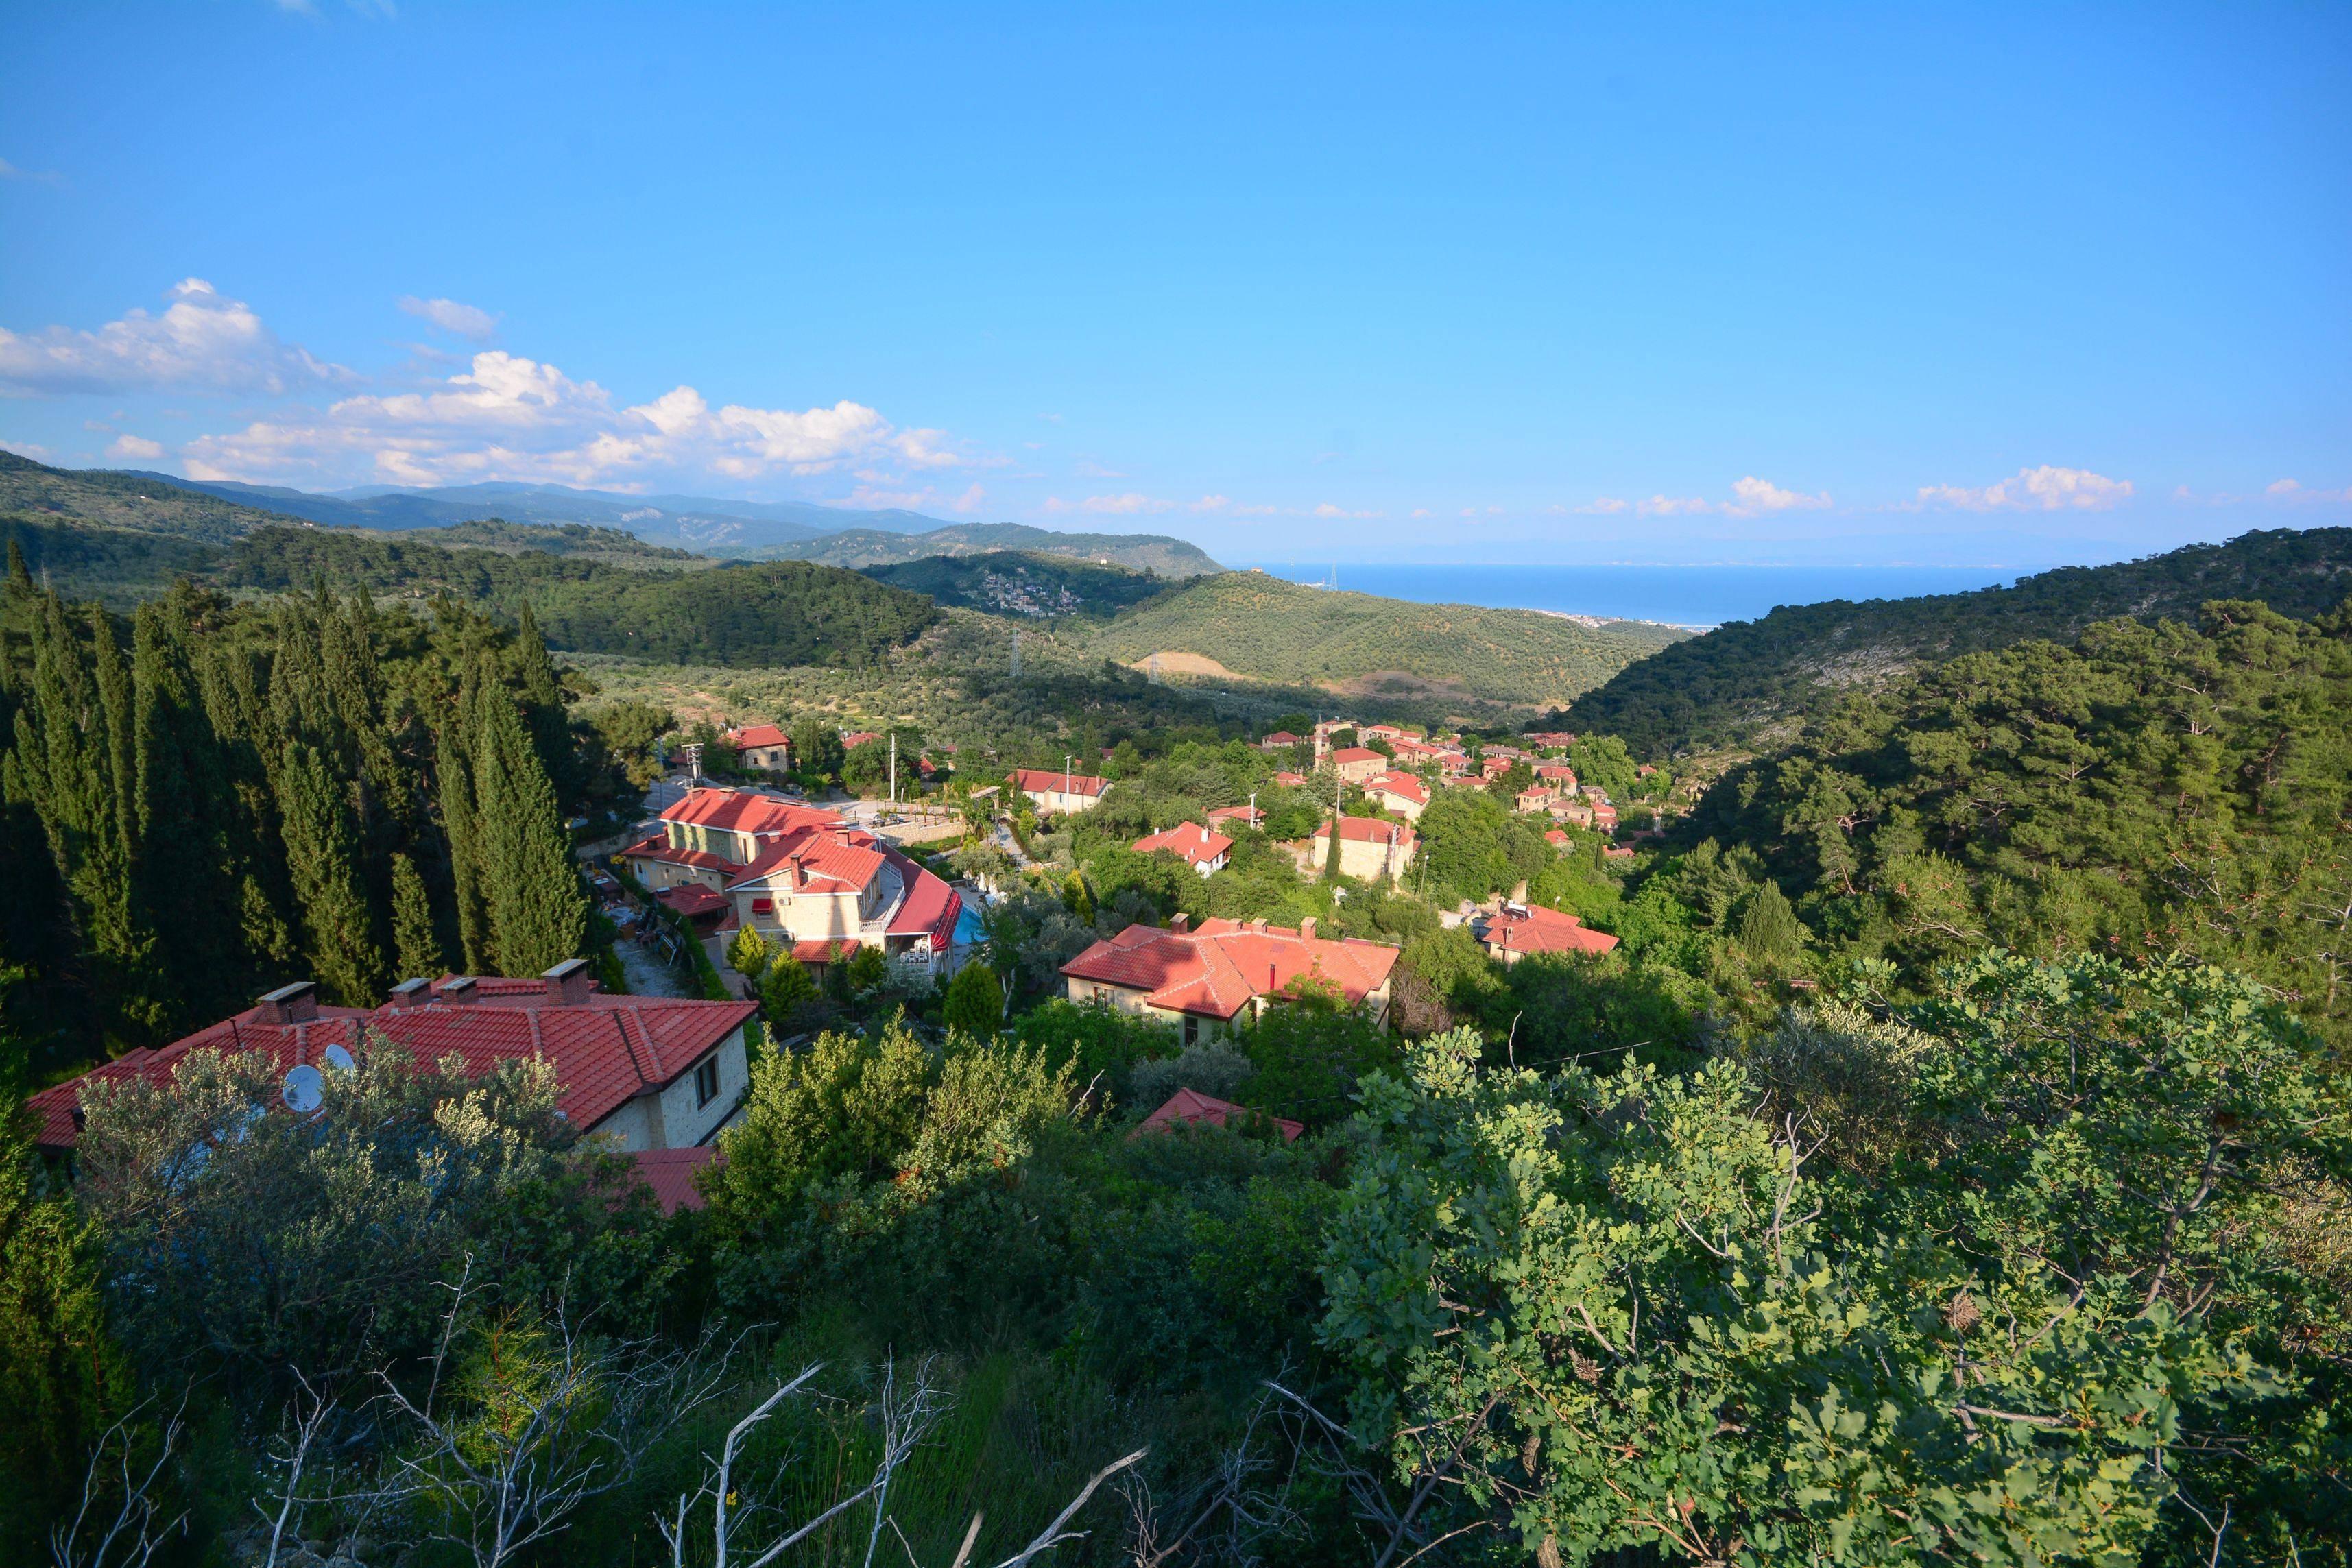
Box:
(1257, 730), (1303, 751)
(1550, 799), (1597, 829)
(1360, 723), (1407, 743)
(1136, 1088), (1301, 1144)
(1328, 745), (1387, 784)
(726, 723), (793, 773)
(1273, 770), (1310, 788)
(1205, 802), (1265, 831)
(1476, 902), (1621, 965)
(1132, 821), (1233, 877)
(1306, 815), (1419, 880)
(27, 965), (760, 1159)
(1535, 764), (1579, 792)
(1513, 786), (1552, 815)
(1009, 766), (1109, 817)
(722, 825), (968, 979)
(1060, 913), (1401, 1044)
(623, 788), (845, 893)
(1526, 731), (1576, 749)
(625, 788), (968, 979)
(1362, 771), (1428, 820)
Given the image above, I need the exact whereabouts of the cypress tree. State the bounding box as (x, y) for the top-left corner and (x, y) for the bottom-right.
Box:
(128, 599), (245, 1030)
(507, 604), (574, 808)
(277, 739), (385, 1006)
(1324, 810), (1345, 882)
(468, 676), (587, 976)
(438, 660), (492, 974)
(389, 852), (444, 982)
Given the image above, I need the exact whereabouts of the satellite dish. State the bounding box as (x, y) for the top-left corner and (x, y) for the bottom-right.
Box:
(282, 1064), (324, 1113)
(322, 1044), (357, 1073)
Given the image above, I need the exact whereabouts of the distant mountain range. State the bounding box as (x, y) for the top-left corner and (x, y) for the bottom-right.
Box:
(0, 453), (1225, 577)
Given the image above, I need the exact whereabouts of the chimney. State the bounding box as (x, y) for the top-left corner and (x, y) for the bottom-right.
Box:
(1250, 917), (1267, 934)
(789, 850), (807, 886)
(1299, 917), (1317, 942)
(438, 976), (478, 1005)
(542, 957), (592, 1007)
(257, 980), (317, 1025)
(1168, 913), (1190, 934)
(388, 978), (431, 1010)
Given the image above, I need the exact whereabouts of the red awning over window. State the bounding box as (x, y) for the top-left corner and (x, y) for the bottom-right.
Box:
(750, 897), (773, 915)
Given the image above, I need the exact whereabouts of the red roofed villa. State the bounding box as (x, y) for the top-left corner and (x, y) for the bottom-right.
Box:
(1363, 771), (1428, 820)
(1009, 766), (1109, 817)
(1328, 745), (1386, 784)
(27, 964), (758, 1158)
(1477, 902), (1621, 965)
(1132, 821), (1233, 876)
(1061, 913), (1400, 1046)
(727, 723), (793, 772)
(1305, 815), (1418, 881)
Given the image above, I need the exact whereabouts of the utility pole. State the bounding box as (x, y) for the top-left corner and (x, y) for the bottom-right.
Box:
(889, 730), (897, 806)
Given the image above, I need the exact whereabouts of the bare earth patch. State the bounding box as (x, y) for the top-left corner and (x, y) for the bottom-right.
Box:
(1126, 650), (1253, 681)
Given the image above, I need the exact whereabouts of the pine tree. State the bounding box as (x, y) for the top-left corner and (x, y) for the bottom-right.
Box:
(468, 675), (588, 976)
(1736, 880), (1808, 974)
(389, 852), (444, 981)
(760, 953), (817, 1021)
(277, 740), (386, 1005)
(941, 961), (1003, 1037)
(728, 925), (774, 982)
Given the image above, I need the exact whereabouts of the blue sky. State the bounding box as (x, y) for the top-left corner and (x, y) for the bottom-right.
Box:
(2, 3), (2347, 565)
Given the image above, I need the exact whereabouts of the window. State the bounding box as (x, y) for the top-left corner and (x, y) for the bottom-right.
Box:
(751, 897), (773, 915)
(693, 1056), (720, 1109)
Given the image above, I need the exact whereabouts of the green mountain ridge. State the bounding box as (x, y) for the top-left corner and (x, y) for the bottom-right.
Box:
(1075, 569), (1689, 712)
(739, 520), (1224, 577)
(1560, 525), (2352, 753)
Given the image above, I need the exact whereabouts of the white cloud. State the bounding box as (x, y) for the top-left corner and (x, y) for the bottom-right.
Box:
(2262, 478), (2352, 504)
(1078, 493), (1173, 515)
(0, 279), (354, 396)
(182, 348), (985, 490)
(1637, 495), (1711, 516)
(1074, 459), (1125, 478)
(1190, 495), (1232, 512)
(105, 434), (166, 462)
(1917, 465), (2133, 512)
(397, 295), (500, 341)
(1315, 502), (1380, 519)
(0, 157), (63, 185)
(1724, 476), (1829, 516)
(1, 439), (53, 461)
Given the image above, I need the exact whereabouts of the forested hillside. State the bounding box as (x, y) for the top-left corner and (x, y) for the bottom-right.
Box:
(1559, 526), (2352, 752)
(759, 520), (1225, 577)
(0, 449), (302, 542)
(0, 562), (592, 1064)
(224, 525), (937, 667)
(1690, 596), (2352, 1047)
(1079, 570), (1687, 710)
(859, 548), (1176, 618)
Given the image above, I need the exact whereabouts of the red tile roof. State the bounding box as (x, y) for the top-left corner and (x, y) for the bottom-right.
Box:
(1205, 803), (1264, 828)
(791, 938), (859, 965)
(1329, 747), (1383, 767)
(1132, 823), (1233, 868)
(623, 836), (734, 873)
(1259, 731), (1302, 747)
(657, 884), (729, 918)
(1135, 1088), (1302, 1144)
(627, 1146), (719, 1214)
(726, 829), (887, 895)
(1273, 771), (1308, 788)
(1365, 772), (1427, 806)
(728, 723), (789, 750)
(1061, 919), (1399, 1020)
(1480, 903), (1620, 958)
(28, 984), (756, 1153)
(881, 849), (964, 947)
(1009, 767), (1107, 799)
(660, 788), (843, 839)
(1310, 815), (1419, 849)
(841, 731), (881, 748)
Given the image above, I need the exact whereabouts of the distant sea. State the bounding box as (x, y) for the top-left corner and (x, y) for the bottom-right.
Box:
(1229, 563), (2028, 629)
